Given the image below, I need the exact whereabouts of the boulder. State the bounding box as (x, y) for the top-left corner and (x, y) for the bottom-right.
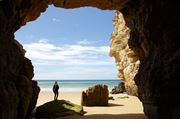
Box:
(35, 100), (84, 118)
(111, 82), (126, 94)
(81, 84), (109, 106)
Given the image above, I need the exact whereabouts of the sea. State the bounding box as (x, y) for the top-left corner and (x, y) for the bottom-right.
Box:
(36, 79), (122, 92)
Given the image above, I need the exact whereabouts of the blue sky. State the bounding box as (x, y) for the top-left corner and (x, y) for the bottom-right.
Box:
(15, 5), (118, 80)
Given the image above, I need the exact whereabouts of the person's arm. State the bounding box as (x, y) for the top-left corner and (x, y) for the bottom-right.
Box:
(53, 85), (55, 91)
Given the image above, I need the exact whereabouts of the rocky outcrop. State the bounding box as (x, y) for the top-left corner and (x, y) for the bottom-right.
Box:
(81, 84), (109, 106)
(35, 100), (84, 118)
(110, 11), (139, 96)
(111, 82), (126, 94)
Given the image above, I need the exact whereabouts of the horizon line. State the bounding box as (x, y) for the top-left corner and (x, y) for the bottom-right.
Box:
(34, 79), (120, 81)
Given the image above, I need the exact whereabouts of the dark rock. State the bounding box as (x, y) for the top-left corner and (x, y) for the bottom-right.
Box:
(81, 84), (109, 106)
(108, 96), (115, 100)
(111, 82), (126, 94)
(122, 0), (180, 119)
(26, 81), (40, 118)
(0, 39), (40, 119)
(35, 100), (84, 118)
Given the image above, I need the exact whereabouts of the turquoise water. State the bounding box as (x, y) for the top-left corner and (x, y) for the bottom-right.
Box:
(36, 80), (122, 92)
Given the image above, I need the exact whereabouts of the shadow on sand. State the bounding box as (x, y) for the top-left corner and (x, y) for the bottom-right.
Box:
(108, 103), (124, 107)
(84, 114), (148, 119)
(58, 113), (148, 119)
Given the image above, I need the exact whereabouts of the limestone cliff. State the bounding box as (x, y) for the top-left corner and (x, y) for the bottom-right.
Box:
(110, 11), (139, 96)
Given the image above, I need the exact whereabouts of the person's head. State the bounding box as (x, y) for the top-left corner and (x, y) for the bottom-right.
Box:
(55, 81), (58, 84)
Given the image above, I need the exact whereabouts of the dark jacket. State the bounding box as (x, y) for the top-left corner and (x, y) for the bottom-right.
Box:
(53, 84), (59, 92)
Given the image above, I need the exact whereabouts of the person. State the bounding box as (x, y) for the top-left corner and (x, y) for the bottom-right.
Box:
(53, 81), (59, 100)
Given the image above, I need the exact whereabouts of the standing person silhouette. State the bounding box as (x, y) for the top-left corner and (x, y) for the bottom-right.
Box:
(53, 81), (59, 100)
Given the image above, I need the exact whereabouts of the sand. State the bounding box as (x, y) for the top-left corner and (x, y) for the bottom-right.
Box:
(37, 91), (148, 119)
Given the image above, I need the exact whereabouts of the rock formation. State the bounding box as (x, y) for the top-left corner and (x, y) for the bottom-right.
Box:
(0, 39), (40, 119)
(81, 84), (109, 106)
(110, 11), (139, 96)
(121, 1), (180, 119)
(110, 82), (126, 94)
(0, 0), (179, 119)
(35, 100), (84, 118)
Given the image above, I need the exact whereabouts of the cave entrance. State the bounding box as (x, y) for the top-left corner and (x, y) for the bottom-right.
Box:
(14, 4), (143, 118)
(2, 1), (178, 119)
(15, 5), (118, 85)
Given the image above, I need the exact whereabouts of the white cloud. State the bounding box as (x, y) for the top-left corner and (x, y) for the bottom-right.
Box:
(34, 66), (117, 80)
(23, 40), (112, 66)
(52, 18), (61, 22)
(38, 39), (49, 43)
(77, 39), (91, 45)
(63, 59), (112, 65)
(24, 40), (118, 80)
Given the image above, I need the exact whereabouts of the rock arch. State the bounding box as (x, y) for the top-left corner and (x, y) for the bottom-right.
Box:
(0, 0), (179, 119)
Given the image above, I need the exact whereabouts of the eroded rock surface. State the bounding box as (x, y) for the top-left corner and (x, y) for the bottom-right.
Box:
(0, 39), (40, 119)
(110, 11), (139, 96)
(121, 1), (180, 119)
(81, 84), (109, 106)
(52, 0), (128, 10)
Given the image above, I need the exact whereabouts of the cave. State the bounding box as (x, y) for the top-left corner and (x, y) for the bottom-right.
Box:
(0, 0), (179, 119)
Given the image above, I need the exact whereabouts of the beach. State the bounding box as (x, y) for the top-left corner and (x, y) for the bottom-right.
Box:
(37, 91), (148, 119)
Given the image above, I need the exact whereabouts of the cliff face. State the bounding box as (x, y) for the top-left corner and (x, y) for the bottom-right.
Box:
(121, 1), (180, 119)
(110, 11), (139, 96)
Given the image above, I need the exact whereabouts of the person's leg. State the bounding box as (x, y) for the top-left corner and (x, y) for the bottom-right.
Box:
(54, 92), (56, 100)
(55, 92), (58, 100)
(57, 91), (59, 99)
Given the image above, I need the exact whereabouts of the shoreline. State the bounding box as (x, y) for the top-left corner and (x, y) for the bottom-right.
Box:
(37, 91), (148, 119)
(39, 87), (116, 93)
(36, 79), (122, 93)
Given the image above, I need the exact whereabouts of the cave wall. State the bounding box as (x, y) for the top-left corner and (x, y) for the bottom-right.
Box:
(0, 1), (42, 119)
(110, 11), (139, 96)
(121, 0), (180, 119)
(0, 0), (179, 119)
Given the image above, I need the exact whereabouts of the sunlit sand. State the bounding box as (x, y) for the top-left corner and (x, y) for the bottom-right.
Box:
(37, 91), (148, 119)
